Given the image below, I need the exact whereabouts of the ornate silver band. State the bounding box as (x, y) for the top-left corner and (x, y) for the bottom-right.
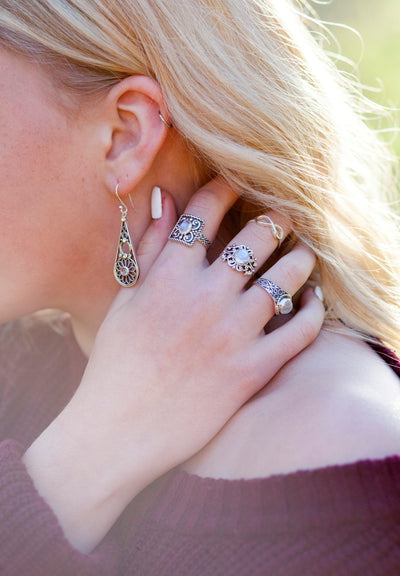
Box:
(221, 244), (257, 276)
(169, 214), (211, 248)
(255, 277), (293, 315)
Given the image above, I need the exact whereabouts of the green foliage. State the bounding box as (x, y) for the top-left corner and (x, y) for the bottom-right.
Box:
(315, 0), (400, 159)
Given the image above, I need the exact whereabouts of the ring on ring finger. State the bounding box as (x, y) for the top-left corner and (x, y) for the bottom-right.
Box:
(255, 277), (293, 315)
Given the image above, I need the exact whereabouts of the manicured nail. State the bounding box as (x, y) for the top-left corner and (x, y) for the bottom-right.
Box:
(314, 286), (324, 302)
(151, 186), (162, 219)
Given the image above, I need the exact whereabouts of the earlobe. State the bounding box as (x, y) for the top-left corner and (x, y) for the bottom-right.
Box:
(105, 75), (171, 196)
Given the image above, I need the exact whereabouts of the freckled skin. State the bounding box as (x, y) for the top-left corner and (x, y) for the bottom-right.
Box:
(0, 48), (118, 324)
(0, 47), (205, 350)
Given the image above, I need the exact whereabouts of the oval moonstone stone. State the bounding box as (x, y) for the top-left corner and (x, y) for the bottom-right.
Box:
(278, 297), (293, 314)
(234, 248), (251, 265)
(179, 219), (192, 235)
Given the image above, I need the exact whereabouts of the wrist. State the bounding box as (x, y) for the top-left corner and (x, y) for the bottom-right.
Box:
(22, 399), (148, 553)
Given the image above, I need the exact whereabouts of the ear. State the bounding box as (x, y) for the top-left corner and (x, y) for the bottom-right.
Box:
(104, 75), (171, 197)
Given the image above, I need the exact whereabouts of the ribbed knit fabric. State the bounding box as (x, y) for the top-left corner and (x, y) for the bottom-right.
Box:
(116, 457), (400, 576)
(1, 320), (400, 575)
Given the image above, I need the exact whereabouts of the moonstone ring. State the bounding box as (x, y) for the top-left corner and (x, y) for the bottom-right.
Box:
(169, 214), (211, 248)
(221, 244), (257, 276)
(255, 277), (293, 315)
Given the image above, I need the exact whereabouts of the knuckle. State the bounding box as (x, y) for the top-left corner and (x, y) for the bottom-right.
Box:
(146, 256), (178, 288)
(136, 237), (154, 258)
(267, 210), (292, 234)
(189, 179), (237, 217)
(276, 247), (315, 290)
(192, 282), (220, 316)
(279, 258), (304, 290)
(230, 354), (258, 392)
(189, 188), (216, 216)
(293, 243), (317, 268)
(250, 221), (276, 244)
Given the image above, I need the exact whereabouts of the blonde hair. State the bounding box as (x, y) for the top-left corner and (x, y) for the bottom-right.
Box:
(1, 0), (400, 351)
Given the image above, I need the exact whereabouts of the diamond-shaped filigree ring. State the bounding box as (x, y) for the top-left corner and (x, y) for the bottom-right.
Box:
(168, 214), (211, 248)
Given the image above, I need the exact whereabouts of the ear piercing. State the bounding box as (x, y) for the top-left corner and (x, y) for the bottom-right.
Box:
(159, 111), (173, 129)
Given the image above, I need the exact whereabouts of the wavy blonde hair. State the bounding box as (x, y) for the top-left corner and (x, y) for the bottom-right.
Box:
(1, 0), (399, 351)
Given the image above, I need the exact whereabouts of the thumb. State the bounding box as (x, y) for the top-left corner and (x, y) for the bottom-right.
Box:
(135, 188), (177, 281)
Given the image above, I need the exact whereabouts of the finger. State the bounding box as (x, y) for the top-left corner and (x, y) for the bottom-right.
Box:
(135, 190), (177, 280)
(164, 177), (239, 262)
(210, 210), (291, 290)
(238, 288), (325, 399)
(238, 243), (316, 329)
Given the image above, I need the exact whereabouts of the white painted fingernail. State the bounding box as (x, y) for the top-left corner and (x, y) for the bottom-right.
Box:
(314, 286), (324, 302)
(151, 186), (162, 219)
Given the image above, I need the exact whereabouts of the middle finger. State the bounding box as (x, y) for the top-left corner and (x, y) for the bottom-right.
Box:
(210, 211), (291, 290)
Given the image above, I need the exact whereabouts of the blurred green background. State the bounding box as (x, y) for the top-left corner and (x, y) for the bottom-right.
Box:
(314, 0), (400, 159)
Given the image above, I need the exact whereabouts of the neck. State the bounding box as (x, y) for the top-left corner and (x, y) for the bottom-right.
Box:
(69, 217), (235, 358)
(67, 134), (237, 357)
(70, 295), (115, 358)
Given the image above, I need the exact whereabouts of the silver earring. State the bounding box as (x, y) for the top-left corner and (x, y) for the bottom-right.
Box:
(159, 111), (173, 129)
(113, 184), (139, 287)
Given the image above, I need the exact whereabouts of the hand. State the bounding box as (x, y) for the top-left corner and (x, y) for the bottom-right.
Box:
(23, 179), (324, 552)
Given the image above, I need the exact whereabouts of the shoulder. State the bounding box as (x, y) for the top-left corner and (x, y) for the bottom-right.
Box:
(182, 330), (400, 479)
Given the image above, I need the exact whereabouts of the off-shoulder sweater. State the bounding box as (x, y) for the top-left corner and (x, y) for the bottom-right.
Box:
(0, 321), (400, 576)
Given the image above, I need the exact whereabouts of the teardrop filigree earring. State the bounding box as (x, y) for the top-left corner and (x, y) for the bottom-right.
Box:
(113, 184), (139, 287)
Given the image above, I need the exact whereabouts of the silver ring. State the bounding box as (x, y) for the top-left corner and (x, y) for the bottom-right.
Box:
(251, 215), (284, 248)
(159, 111), (173, 129)
(255, 277), (293, 315)
(221, 244), (257, 276)
(169, 214), (211, 248)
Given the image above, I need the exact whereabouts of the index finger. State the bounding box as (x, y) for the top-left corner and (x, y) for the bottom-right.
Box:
(165, 177), (239, 262)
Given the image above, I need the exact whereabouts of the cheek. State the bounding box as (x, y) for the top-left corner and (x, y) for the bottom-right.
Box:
(0, 95), (93, 314)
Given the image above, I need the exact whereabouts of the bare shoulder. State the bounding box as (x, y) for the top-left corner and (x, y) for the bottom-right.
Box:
(182, 330), (400, 479)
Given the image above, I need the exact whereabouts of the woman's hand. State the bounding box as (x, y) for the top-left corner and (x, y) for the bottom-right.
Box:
(23, 179), (324, 553)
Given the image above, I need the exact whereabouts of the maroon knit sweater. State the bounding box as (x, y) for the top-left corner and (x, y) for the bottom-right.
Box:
(1, 320), (400, 576)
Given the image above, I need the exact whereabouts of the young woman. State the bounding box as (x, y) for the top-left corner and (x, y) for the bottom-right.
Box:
(0, 0), (399, 574)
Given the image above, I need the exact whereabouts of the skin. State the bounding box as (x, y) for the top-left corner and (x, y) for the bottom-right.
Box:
(0, 48), (197, 342)
(1, 46), (400, 553)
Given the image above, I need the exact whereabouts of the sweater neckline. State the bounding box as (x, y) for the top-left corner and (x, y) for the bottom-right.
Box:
(128, 455), (400, 536)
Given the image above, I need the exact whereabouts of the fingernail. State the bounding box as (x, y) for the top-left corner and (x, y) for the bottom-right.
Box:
(314, 286), (324, 302)
(151, 186), (162, 219)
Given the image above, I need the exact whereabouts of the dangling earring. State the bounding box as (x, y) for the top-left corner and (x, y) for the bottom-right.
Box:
(113, 184), (139, 287)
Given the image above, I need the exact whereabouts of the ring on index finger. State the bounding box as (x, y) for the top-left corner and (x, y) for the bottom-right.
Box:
(169, 214), (211, 248)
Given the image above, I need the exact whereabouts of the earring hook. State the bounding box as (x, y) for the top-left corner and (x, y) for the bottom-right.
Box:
(115, 183), (128, 217)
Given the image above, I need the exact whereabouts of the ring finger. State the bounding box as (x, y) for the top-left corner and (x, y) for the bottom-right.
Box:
(237, 242), (317, 331)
